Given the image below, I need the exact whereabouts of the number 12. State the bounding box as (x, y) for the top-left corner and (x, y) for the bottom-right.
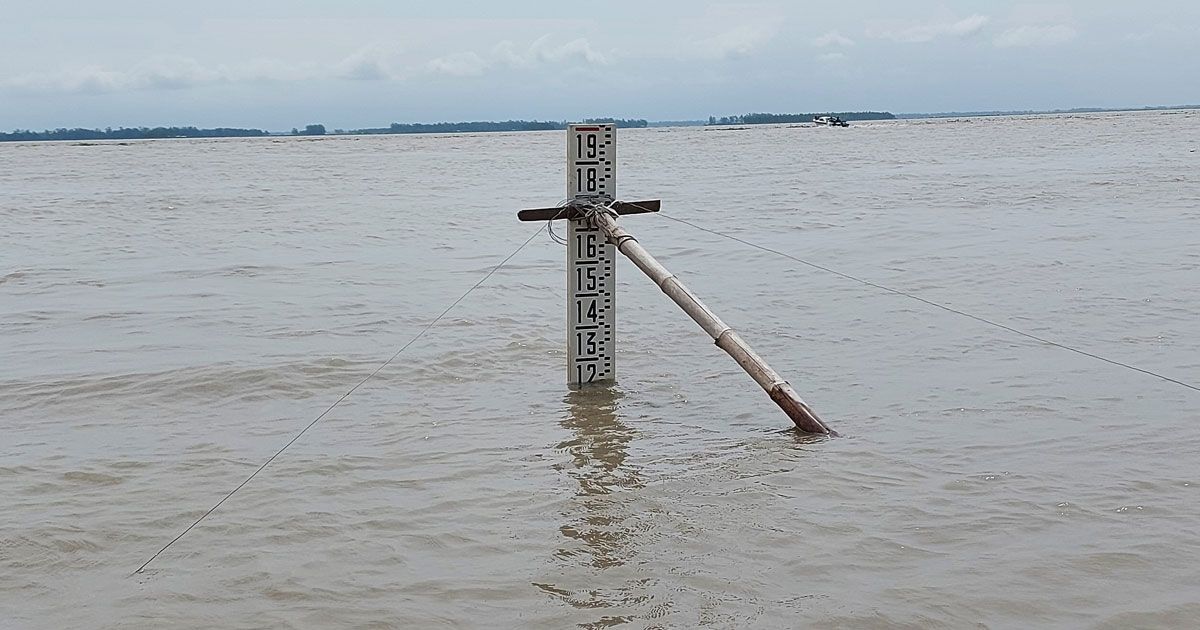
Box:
(576, 363), (598, 383)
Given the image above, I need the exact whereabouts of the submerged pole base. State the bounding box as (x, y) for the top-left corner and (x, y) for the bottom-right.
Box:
(768, 382), (834, 435)
(712, 328), (834, 435)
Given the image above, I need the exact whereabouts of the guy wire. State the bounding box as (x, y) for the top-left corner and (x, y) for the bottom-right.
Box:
(132, 224), (547, 576)
(639, 207), (1200, 395)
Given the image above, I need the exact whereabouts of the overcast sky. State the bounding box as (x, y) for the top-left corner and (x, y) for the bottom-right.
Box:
(2, 1), (1197, 130)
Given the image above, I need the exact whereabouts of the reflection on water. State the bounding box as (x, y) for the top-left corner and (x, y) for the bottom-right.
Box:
(555, 386), (642, 568)
(534, 385), (649, 626)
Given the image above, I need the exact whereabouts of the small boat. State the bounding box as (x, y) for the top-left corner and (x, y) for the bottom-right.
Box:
(813, 115), (849, 127)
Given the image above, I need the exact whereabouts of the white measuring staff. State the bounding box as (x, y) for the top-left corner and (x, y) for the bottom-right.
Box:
(566, 123), (616, 384)
(516, 130), (829, 432)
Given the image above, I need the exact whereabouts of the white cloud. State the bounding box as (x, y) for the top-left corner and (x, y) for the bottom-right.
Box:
(813, 31), (854, 48)
(2, 67), (114, 94)
(493, 36), (610, 68)
(134, 57), (222, 89)
(994, 25), (1078, 48)
(427, 36), (610, 78)
(867, 15), (990, 43)
(667, 4), (783, 61)
(0, 46), (406, 95)
(535, 37), (609, 65)
(224, 58), (315, 84)
(1, 57), (223, 94)
(712, 24), (777, 58)
(335, 45), (403, 81)
(818, 52), (847, 61)
(427, 52), (489, 77)
(0, 34), (616, 94)
(696, 24), (778, 59)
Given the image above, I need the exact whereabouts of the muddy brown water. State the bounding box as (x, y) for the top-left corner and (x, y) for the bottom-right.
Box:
(2, 111), (1199, 628)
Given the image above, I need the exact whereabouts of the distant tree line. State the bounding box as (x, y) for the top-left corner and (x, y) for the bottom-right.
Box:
(582, 118), (649, 128)
(0, 126), (269, 142)
(707, 112), (896, 125)
(291, 124), (326, 136)
(0, 117), (651, 142)
(347, 118), (648, 135)
(351, 120), (563, 134)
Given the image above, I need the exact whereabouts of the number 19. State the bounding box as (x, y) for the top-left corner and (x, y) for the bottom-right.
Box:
(576, 133), (597, 159)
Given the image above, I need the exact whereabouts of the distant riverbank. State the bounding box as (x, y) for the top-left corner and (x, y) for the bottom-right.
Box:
(4, 105), (1197, 142)
(0, 118), (648, 143)
(0, 126), (270, 143)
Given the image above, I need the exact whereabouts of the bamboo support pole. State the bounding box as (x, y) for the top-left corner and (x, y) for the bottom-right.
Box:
(588, 207), (832, 435)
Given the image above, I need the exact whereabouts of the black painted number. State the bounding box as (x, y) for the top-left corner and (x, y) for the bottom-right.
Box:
(575, 232), (598, 259)
(575, 167), (598, 193)
(576, 363), (598, 383)
(575, 133), (598, 159)
(575, 298), (598, 323)
(576, 265), (598, 292)
(576, 331), (598, 355)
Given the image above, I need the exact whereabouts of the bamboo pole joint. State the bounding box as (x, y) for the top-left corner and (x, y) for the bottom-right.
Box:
(518, 197), (834, 435)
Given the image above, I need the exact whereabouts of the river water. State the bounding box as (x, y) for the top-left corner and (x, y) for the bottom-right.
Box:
(2, 111), (1199, 628)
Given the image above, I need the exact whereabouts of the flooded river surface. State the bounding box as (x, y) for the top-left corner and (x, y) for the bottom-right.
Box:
(2, 111), (1199, 628)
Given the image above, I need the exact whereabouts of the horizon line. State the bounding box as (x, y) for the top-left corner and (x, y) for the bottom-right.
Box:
(4, 103), (1198, 138)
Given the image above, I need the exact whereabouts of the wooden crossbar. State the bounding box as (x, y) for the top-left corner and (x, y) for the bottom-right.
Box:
(516, 199), (660, 222)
